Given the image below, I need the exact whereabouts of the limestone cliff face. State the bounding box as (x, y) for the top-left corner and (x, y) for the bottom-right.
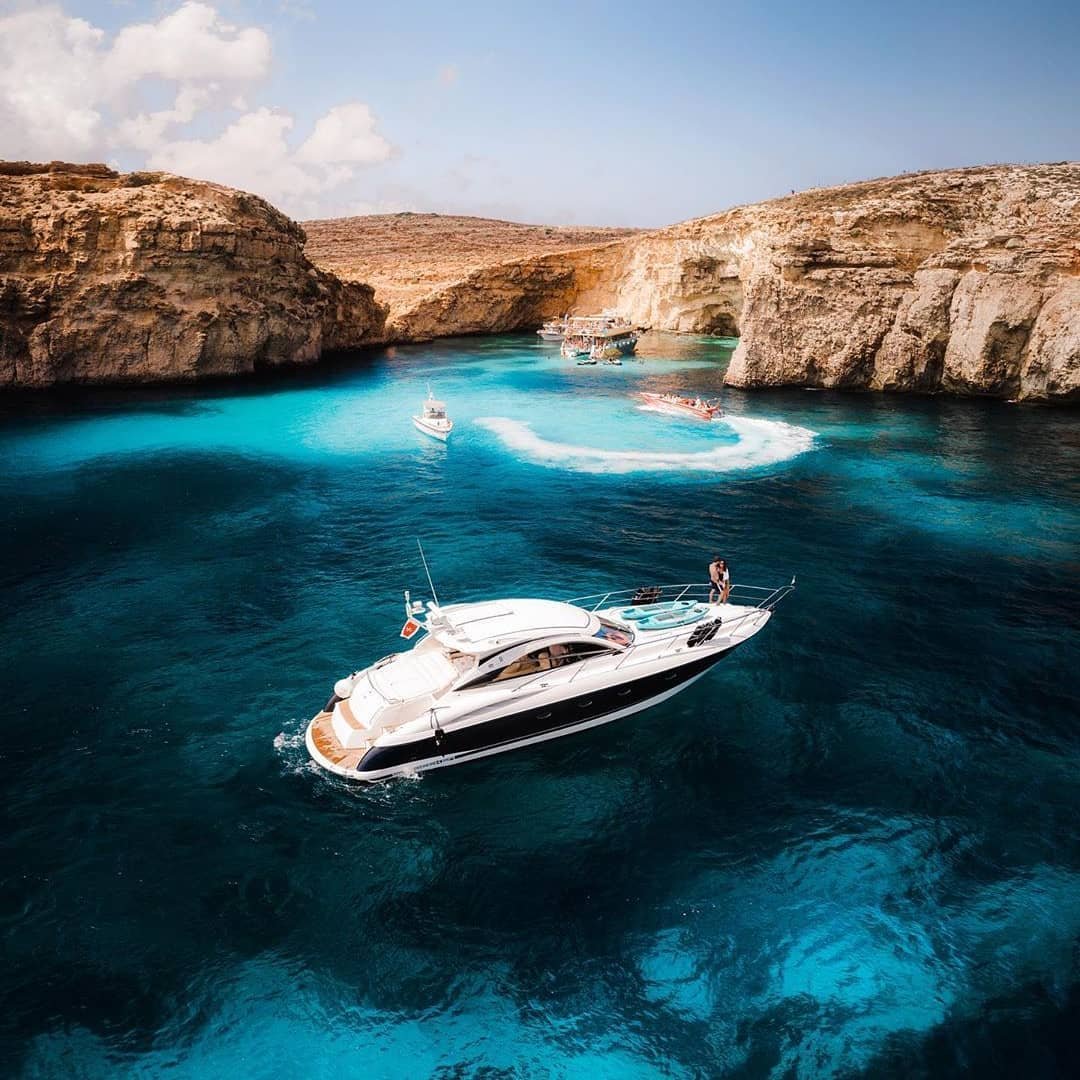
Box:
(0, 162), (385, 388)
(391, 243), (633, 341)
(5, 161), (1076, 401)
(380, 164), (1079, 402)
(713, 165), (1080, 401)
(301, 212), (638, 337)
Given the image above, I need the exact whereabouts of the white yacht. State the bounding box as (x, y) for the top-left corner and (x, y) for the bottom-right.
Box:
(305, 578), (794, 781)
(412, 389), (453, 441)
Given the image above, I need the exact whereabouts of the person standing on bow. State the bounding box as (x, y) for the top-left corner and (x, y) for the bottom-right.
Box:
(709, 555), (729, 604)
(704, 552), (721, 604)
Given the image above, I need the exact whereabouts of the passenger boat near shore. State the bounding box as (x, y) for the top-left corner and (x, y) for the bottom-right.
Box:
(638, 391), (722, 421)
(537, 316), (568, 341)
(588, 327), (636, 362)
(412, 389), (453, 441)
(560, 312), (638, 362)
(305, 576), (794, 782)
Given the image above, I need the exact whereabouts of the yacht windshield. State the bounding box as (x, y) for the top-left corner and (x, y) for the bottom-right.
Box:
(462, 640), (619, 689)
(596, 619), (633, 647)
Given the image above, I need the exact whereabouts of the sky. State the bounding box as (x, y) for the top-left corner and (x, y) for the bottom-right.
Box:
(1, 0), (1077, 226)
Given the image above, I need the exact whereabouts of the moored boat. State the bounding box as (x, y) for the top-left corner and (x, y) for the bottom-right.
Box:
(305, 576), (795, 781)
(559, 312), (639, 362)
(412, 389), (453, 441)
(537, 316), (568, 341)
(588, 328), (637, 362)
(638, 391), (722, 421)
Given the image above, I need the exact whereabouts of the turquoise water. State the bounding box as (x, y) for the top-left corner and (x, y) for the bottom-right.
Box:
(2, 333), (1078, 1077)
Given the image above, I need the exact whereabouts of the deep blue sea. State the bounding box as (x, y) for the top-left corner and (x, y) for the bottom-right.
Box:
(2, 333), (1078, 1078)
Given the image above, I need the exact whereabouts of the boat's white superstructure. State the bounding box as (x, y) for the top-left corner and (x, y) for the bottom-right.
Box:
(305, 578), (794, 781)
(537, 316), (568, 340)
(560, 312), (638, 361)
(412, 389), (453, 441)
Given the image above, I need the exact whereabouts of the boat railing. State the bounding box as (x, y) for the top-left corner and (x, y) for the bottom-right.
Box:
(448, 581), (795, 699)
(625, 583), (793, 667)
(504, 579), (796, 686)
(567, 580), (795, 614)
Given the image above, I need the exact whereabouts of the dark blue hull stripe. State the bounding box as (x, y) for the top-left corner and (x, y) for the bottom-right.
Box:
(357, 648), (732, 774)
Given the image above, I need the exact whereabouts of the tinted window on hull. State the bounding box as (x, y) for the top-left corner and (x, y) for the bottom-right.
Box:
(464, 642), (614, 688)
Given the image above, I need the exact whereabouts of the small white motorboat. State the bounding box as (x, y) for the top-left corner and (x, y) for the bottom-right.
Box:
(412, 389), (453, 441)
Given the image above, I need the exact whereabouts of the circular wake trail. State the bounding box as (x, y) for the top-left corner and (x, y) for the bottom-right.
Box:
(475, 415), (816, 474)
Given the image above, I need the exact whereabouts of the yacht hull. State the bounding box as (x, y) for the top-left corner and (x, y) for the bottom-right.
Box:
(306, 646), (733, 782)
(412, 416), (452, 441)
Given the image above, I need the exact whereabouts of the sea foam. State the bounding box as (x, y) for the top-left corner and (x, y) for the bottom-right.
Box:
(475, 414), (816, 474)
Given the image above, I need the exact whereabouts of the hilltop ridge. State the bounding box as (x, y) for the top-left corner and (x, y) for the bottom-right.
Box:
(306, 164), (1079, 401)
(302, 213), (640, 330)
(1, 161), (1076, 400)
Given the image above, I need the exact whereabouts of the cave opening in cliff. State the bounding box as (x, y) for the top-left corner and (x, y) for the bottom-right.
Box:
(692, 279), (743, 338)
(702, 311), (740, 337)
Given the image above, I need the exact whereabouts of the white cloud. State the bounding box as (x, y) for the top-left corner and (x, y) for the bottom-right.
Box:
(0, 3), (271, 159)
(296, 103), (392, 165)
(149, 107), (351, 212)
(0, 2), (393, 217)
(0, 7), (108, 158)
(106, 2), (271, 90)
(113, 85), (214, 153)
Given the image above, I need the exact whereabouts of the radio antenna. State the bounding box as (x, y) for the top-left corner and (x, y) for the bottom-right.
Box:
(416, 538), (440, 607)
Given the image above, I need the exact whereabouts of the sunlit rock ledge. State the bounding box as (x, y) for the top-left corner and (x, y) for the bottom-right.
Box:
(0, 162), (386, 388)
(315, 164), (1076, 402)
(2, 160), (1077, 401)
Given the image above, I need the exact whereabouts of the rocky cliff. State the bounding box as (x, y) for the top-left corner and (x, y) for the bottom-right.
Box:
(0, 162), (385, 388)
(302, 213), (638, 338)
(314, 164), (1078, 402)
(624, 164), (1080, 402)
(3, 161), (1076, 400)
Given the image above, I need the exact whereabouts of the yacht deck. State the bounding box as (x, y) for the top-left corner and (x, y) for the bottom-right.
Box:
(309, 710), (367, 770)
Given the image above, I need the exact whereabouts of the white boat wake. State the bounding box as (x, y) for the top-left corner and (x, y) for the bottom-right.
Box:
(475, 415), (816, 474)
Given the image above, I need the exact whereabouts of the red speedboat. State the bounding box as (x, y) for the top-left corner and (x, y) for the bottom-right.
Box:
(638, 392), (722, 421)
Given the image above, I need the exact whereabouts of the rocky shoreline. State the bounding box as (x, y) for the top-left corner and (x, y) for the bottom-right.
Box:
(0, 162), (385, 388)
(325, 165), (1077, 403)
(1, 161), (1076, 401)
